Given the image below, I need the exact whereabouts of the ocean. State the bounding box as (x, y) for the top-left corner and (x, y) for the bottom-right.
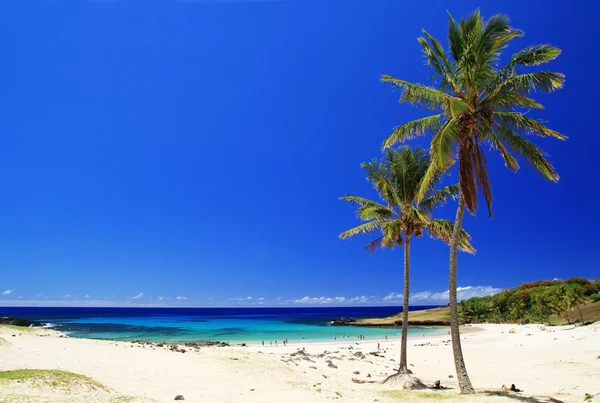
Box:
(0, 306), (445, 344)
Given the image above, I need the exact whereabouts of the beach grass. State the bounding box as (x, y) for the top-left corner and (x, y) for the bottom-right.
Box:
(0, 369), (109, 392)
(354, 307), (450, 326)
(0, 324), (37, 332)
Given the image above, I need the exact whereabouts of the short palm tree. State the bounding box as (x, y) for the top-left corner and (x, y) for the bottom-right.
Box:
(340, 146), (474, 389)
(380, 10), (564, 393)
(565, 285), (586, 324)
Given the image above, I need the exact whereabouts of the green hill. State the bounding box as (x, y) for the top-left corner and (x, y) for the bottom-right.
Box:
(353, 277), (600, 327)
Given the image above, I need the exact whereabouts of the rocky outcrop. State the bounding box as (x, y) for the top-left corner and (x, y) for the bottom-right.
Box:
(330, 317), (450, 327)
(329, 318), (357, 326)
(0, 317), (44, 328)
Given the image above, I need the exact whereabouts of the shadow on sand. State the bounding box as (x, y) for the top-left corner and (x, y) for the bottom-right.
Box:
(483, 390), (565, 403)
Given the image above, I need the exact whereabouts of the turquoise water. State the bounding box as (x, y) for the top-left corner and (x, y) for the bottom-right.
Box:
(1, 306), (446, 344)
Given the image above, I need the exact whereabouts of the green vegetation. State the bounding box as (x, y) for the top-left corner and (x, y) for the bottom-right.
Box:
(378, 9), (565, 393)
(0, 324), (36, 332)
(340, 147), (473, 380)
(0, 369), (108, 392)
(460, 277), (600, 324)
(356, 278), (599, 327)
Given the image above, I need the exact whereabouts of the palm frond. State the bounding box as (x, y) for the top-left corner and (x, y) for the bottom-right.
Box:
(420, 184), (460, 211)
(340, 195), (389, 210)
(505, 44), (562, 68)
(339, 220), (383, 240)
(381, 76), (468, 114)
(506, 71), (565, 93)
(426, 218), (475, 254)
(357, 206), (393, 221)
(496, 127), (559, 182)
(447, 12), (463, 62)
(484, 91), (544, 110)
(430, 117), (458, 168)
(474, 141), (493, 217)
(494, 111), (566, 140)
(480, 118), (520, 172)
(458, 139), (478, 215)
(419, 30), (457, 91)
(361, 160), (401, 207)
(382, 114), (443, 149)
(364, 236), (384, 253)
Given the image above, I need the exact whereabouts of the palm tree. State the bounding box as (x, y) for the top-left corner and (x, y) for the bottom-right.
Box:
(508, 300), (526, 323)
(340, 147), (474, 389)
(565, 285), (586, 324)
(380, 11), (564, 393)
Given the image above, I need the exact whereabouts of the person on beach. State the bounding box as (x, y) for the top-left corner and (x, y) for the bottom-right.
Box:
(262, 341), (264, 346)
(501, 384), (522, 392)
(430, 380), (447, 389)
(377, 342), (380, 350)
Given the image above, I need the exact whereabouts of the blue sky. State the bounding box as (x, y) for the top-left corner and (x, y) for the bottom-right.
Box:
(0, 0), (598, 307)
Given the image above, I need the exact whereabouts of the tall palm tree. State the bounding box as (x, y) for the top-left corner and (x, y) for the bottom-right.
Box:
(380, 10), (565, 393)
(340, 147), (474, 389)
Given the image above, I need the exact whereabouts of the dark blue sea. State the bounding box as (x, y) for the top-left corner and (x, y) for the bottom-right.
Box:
(0, 306), (443, 344)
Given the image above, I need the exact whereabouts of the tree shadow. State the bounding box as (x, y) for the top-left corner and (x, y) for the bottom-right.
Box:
(483, 390), (565, 403)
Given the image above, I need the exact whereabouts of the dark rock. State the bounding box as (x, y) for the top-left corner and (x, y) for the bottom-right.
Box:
(0, 317), (43, 328)
(327, 363), (338, 369)
(330, 318), (357, 326)
(353, 371), (360, 374)
(449, 375), (454, 378)
(174, 395), (185, 400)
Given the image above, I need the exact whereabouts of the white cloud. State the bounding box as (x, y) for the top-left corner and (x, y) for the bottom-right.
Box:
(132, 292), (144, 299)
(228, 296), (254, 302)
(157, 296), (164, 301)
(294, 296), (369, 305)
(384, 286), (502, 304)
(1, 290), (14, 295)
(84, 294), (91, 299)
(176, 296), (188, 300)
(383, 292), (403, 302)
(63, 294), (72, 298)
(258, 297), (264, 301)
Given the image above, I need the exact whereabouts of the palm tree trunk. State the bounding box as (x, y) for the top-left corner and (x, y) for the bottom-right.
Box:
(399, 235), (410, 374)
(449, 195), (475, 394)
(576, 305), (584, 324)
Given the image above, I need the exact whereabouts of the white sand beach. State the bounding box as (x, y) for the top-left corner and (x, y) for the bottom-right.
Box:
(1, 323), (599, 403)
